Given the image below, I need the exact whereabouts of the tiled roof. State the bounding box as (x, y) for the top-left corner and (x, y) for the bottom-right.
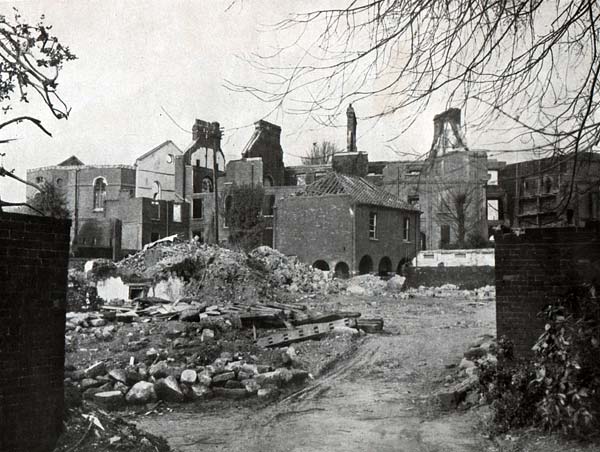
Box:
(302, 171), (418, 211)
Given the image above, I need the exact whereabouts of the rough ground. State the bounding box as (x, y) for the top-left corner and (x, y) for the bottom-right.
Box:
(138, 292), (496, 452)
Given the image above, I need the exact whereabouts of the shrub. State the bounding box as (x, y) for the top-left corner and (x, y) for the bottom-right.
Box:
(478, 337), (543, 433)
(480, 287), (600, 438)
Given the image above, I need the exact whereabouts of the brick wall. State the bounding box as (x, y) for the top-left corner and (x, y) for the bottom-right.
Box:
(275, 195), (354, 271)
(275, 195), (420, 275)
(495, 226), (600, 357)
(354, 205), (419, 274)
(0, 213), (70, 452)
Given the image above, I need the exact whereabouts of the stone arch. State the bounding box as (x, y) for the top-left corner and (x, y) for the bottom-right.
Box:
(358, 255), (373, 275)
(378, 256), (393, 276)
(396, 258), (411, 276)
(263, 175), (274, 187)
(334, 261), (350, 279)
(312, 260), (330, 271)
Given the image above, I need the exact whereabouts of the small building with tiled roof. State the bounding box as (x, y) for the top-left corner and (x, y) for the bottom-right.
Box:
(274, 170), (421, 278)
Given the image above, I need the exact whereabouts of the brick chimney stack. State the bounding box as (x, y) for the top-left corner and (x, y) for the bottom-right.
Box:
(346, 104), (357, 153)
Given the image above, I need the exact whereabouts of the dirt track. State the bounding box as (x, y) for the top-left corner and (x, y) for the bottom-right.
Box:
(138, 294), (495, 451)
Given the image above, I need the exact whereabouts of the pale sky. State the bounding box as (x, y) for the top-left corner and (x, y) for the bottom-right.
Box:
(0, 0), (522, 203)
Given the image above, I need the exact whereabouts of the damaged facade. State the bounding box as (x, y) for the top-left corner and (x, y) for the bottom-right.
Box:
(498, 152), (600, 228)
(28, 105), (519, 273)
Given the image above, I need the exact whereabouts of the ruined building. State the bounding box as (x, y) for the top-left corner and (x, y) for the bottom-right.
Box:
(370, 109), (506, 249)
(27, 105), (513, 266)
(275, 104), (419, 276)
(498, 152), (600, 228)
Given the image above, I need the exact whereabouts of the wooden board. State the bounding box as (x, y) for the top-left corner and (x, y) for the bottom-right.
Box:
(256, 318), (357, 348)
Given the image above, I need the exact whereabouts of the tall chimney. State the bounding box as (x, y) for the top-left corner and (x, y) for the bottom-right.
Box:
(346, 104), (357, 153)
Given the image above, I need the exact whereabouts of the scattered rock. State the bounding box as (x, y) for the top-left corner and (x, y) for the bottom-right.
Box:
(180, 369), (197, 385)
(90, 318), (106, 327)
(155, 376), (184, 403)
(257, 387), (278, 398)
(201, 329), (215, 342)
(212, 371), (236, 385)
(191, 384), (212, 399)
(84, 362), (106, 379)
(93, 391), (124, 409)
(108, 368), (127, 384)
(436, 376), (478, 411)
(346, 285), (366, 296)
(81, 378), (103, 390)
(124, 367), (141, 386)
(464, 346), (487, 360)
(197, 371), (212, 386)
(386, 275), (406, 291)
(126, 381), (157, 404)
(459, 358), (475, 370)
(149, 361), (170, 379)
(243, 379), (260, 394)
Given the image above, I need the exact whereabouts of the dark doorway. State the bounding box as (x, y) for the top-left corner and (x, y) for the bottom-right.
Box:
(358, 255), (374, 275)
(334, 262), (350, 279)
(378, 256), (392, 276)
(312, 260), (330, 271)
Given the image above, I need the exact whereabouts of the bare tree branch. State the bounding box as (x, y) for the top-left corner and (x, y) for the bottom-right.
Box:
(227, 1), (600, 160)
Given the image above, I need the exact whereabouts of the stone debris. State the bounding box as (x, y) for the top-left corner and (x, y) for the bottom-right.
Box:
(404, 284), (496, 300)
(67, 348), (313, 408)
(436, 335), (498, 411)
(154, 376), (185, 403)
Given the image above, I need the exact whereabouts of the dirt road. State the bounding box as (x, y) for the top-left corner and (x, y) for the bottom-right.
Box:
(138, 295), (495, 452)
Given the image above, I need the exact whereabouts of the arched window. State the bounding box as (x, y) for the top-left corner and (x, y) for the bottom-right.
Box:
(152, 181), (161, 200)
(93, 177), (107, 210)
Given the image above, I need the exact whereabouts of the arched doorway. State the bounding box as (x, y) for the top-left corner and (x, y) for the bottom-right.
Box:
(378, 256), (392, 276)
(358, 255), (373, 275)
(334, 262), (350, 279)
(312, 260), (330, 271)
(396, 258), (410, 276)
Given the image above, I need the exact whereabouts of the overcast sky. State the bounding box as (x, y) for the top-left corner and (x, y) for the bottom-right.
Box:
(0, 0), (521, 202)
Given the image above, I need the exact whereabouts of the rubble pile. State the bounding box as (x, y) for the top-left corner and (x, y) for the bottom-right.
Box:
(345, 274), (406, 297)
(108, 242), (344, 300)
(64, 297), (380, 412)
(248, 246), (345, 294)
(65, 348), (310, 409)
(53, 406), (171, 452)
(404, 284), (495, 300)
(435, 335), (497, 410)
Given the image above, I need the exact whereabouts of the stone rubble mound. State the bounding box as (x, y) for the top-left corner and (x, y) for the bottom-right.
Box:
(111, 241), (344, 297)
(66, 348), (310, 409)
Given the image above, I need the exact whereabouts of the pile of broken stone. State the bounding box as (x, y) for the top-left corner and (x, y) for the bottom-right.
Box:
(66, 347), (309, 410)
(436, 335), (497, 410)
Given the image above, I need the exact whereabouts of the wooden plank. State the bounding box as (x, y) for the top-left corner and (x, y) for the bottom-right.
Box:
(292, 312), (361, 326)
(356, 318), (384, 333)
(256, 318), (357, 348)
